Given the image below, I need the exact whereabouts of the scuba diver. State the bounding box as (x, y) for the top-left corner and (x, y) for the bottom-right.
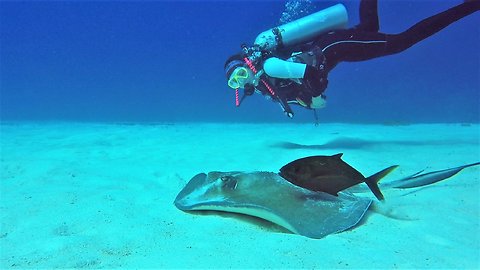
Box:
(224, 0), (480, 118)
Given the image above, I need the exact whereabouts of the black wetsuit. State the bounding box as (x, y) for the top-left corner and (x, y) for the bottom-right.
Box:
(262, 0), (479, 110)
(317, 0), (480, 73)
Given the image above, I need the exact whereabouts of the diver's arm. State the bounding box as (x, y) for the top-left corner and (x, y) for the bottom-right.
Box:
(264, 57), (328, 109)
(263, 57), (306, 79)
(298, 65), (329, 108)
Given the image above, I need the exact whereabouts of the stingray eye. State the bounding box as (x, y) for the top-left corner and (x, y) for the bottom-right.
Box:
(220, 176), (237, 190)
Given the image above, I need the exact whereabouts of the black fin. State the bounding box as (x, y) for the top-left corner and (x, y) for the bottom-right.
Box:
(332, 153), (343, 159)
(365, 165), (399, 201)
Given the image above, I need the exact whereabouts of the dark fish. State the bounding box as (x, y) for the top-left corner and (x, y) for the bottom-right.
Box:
(279, 153), (398, 201)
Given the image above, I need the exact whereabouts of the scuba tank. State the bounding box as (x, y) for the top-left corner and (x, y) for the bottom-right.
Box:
(254, 4), (348, 52)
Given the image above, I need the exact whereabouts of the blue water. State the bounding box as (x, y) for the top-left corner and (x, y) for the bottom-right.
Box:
(1, 1), (479, 123)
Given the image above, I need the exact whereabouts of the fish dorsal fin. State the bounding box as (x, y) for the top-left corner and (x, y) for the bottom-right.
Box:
(332, 153), (344, 159)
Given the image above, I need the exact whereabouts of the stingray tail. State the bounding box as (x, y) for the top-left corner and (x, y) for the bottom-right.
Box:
(365, 165), (399, 201)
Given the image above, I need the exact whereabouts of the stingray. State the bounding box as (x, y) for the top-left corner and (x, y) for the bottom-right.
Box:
(279, 153), (396, 200)
(174, 162), (479, 239)
(175, 171), (372, 239)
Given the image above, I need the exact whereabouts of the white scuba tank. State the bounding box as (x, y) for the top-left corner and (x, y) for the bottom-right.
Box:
(254, 4), (348, 51)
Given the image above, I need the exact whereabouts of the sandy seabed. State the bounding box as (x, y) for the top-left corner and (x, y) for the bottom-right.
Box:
(0, 122), (479, 269)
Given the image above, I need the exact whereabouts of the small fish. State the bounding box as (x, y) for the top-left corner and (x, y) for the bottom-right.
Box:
(279, 153), (398, 201)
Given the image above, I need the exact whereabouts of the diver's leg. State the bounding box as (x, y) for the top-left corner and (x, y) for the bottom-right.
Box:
(355, 0), (379, 32)
(385, 1), (479, 54)
(317, 1), (479, 70)
(316, 30), (387, 71)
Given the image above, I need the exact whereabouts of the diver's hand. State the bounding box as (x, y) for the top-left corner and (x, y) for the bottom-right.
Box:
(296, 93), (326, 109)
(311, 94), (326, 109)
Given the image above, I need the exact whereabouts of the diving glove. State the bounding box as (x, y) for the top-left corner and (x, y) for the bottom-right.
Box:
(311, 94), (327, 109)
(296, 93), (327, 109)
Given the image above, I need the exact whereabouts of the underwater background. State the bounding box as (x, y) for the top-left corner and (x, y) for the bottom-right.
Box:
(1, 0), (479, 124)
(1, 2), (480, 268)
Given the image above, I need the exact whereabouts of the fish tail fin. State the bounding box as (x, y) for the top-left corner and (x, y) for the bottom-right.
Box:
(365, 165), (399, 201)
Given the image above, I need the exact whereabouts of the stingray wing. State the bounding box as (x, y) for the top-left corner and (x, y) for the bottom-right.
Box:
(272, 191), (372, 239)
